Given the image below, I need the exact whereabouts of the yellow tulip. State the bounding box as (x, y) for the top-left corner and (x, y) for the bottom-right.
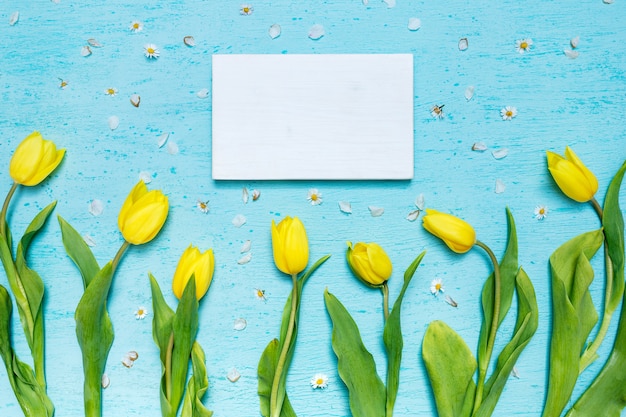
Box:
(346, 241), (392, 287)
(9, 131), (65, 186)
(118, 181), (169, 245)
(271, 216), (309, 275)
(422, 209), (476, 254)
(172, 245), (215, 300)
(546, 146), (598, 203)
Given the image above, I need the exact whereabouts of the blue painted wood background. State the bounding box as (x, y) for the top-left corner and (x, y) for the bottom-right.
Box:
(1, 0), (625, 416)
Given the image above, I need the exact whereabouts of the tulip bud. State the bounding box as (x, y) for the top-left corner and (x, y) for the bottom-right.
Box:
(118, 181), (169, 245)
(546, 146), (598, 203)
(346, 241), (392, 287)
(271, 216), (309, 275)
(172, 245), (215, 300)
(9, 131), (65, 186)
(422, 209), (476, 254)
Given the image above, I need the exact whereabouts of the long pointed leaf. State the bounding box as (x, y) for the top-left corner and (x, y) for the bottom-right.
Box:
(324, 289), (386, 417)
(383, 251), (425, 416)
(58, 215), (100, 289)
(181, 342), (213, 417)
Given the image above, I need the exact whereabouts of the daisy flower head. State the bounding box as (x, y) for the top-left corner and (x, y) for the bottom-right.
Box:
(500, 106), (517, 121)
(144, 43), (160, 59)
(105, 87), (118, 96)
(240, 4), (254, 15)
(129, 20), (144, 33)
(135, 306), (148, 320)
(516, 38), (533, 54)
(307, 188), (322, 205)
(534, 205), (548, 220)
(430, 104), (445, 119)
(430, 278), (444, 295)
(197, 199), (209, 214)
(255, 288), (267, 301)
(310, 373), (329, 389)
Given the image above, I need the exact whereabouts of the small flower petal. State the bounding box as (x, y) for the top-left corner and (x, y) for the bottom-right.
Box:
(338, 201), (352, 214)
(408, 18), (421, 31)
(269, 24), (281, 39)
(495, 179), (506, 194)
(227, 368), (241, 382)
(369, 206), (384, 217)
(308, 24), (325, 40)
(232, 214), (247, 227)
(89, 199), (104, 216)
(233, 318), (247, 331)
(237, 253), (252, 265)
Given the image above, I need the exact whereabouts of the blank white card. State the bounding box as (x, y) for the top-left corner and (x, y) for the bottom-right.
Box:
(211, 54), (414, 180)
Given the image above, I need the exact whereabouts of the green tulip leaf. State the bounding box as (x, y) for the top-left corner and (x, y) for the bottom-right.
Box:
(383, 251), (425, 416)
(181, 342), (213, 417)
(257, 338), (297, 417)
(422, 320), (476, 417)
(58, 215), (100, 289)
(476, 267), (538, 417)
(542, 229), (603, 417)
(75, 261), (115, 417)
(324, 289), (386, 417)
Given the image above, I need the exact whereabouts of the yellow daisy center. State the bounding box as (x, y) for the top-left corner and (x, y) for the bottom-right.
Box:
(506, 110), (513, 117)
(199, 202), (207, 209)
(435, 283), (442, 291)
(107, 88), (115, 95)
(147, 48), (155, 54)
(137, 308), (145, 315)
(311, 194), (318, 201)
(316, 378), (324, 385)
(520, 41), (528, 49)
(133, 23), (140, 29)
(539, 208), (545, 215)
(256, 289), (265, 298)
(243, 7), (250, 12)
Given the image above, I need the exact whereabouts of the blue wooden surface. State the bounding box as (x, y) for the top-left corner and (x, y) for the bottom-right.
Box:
(1, 0), (625, 416)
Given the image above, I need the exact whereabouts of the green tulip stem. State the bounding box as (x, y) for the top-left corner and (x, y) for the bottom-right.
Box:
(111, 240), (131, 274)
(164, 331), (175, 401)
(381, 281), (390, 322)
(0, 182), (19, 240)
(579, 198), (615, 373)
(472, 240), (502, 415)
(270, 273), (298, 417)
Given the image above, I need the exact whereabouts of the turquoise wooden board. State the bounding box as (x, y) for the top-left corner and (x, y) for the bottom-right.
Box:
(0, 1), (625, 416)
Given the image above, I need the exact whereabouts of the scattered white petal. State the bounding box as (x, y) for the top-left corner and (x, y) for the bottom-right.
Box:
(251, 189), (261, 201)
(51, 0), (61, 3)
(363, 0), (369, 4)
(515, 38), (533, 54)
(197, 200), (210, 213)
(232, 214), (247, 228)
(534, 205), (548, 220)
(233, 318), (247, 331)
(430, 278), (444, 295)
(237, 253), (252, 265)
(564, 49), (579, 59)
(139, 171), (152, 184)
(603, 0), (614, 4)
(196, 88), (209, 99)
(445, 295), (458, 307)
(570, 36), (580, 49)
(408, 18), (421, 31)
(126, 351), (139, 361)
(369, 206), (384, 217)
(511, 366), (521, 378)
(144, 43), (160, 59)
(183, 36), (195, 47)
(129, 20), (143, 32)
(308, 24), (325, 40)
(101, 374), (110, 389)
(472, 142), (487, 151)
(242, 187), (249, 204)
(307, 188), (323, 205)
(130, 94), (140, 108)
(500, 106), (517, 121)
(240, 240), (252, 253)
(310, 373), (329, 389)
(495, 179), (506, 194)
(82, 234), (96, 247)
(89, 199), (104, 216)
(415, 194), (425, 210)
(269, 24), (281, 39)
(87, 38), (103, 48)
(458, 38), (469, 51)
(338, 201), (352, 214)
(166, 141), (179, 155)
(157, 132), (170, 148)
(227, 368), (241, 382)
(464, 86), (475, 101)
(81, 46), (92, 57)
(240, 4), (254, 15)
(135, 306), (148, 320)
(491, 149), (509, 160)
(121, 355), (134, 368)
(9, 11), (19, 26)
(430, 104), (445, 119)
(406, 210), (421, 222)
(108, 115), (120, 130)
(383, 0), (396, 7)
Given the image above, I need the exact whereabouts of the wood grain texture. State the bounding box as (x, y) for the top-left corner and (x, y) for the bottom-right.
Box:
(0, 0), (625, 416)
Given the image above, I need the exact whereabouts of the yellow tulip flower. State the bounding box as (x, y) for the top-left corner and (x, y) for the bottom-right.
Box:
(422, 209), (476, 253)
(9, 131), (65, 186)
(346, 241), (392, 287)
(118, 181), (169, 245)
(546, 146), (598, 202)
(172, 245), (215, 300)
(271, 216), (309, 275)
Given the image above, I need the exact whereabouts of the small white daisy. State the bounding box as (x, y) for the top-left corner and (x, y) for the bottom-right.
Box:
(129, 20), (144, 32)
(197, 200), (210, 213)
(516, 38), (533, 54)
(430, 104), (445, 119)
(430, 278), (444, 295)
(58, 78), (68, 89)
(105, 87), (118, 96)
(307, 188), (323, 205)
(534, 205), (548, 220)
(135, 306), (148, 320)
(500, 106), (517, 121)
(144, 43), (160, 59)
(240, 4), (254, 15)
(310, 373), (329, 389)
(255, 288), (267, 301)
